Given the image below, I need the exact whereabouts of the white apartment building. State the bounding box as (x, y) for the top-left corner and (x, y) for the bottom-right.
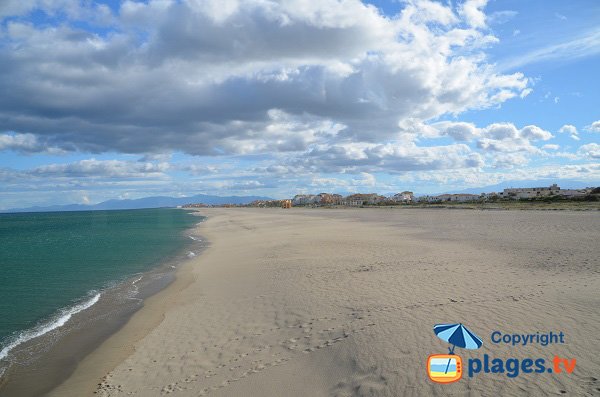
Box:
(392, 191), (414, 202)
(499, 184), (561, 199)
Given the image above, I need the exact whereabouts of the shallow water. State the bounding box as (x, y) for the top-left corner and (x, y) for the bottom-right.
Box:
(0, 208), (201, 370)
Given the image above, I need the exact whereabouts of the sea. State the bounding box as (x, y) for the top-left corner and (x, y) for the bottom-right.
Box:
(0, 208), (203, 394)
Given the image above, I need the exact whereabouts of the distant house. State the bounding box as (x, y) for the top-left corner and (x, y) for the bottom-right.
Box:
(340, 199), (363, 206)
(315, 193), (336, 205)
(436, 194), (480, 202)
(415, 194), (479, 203)
(499, 184), (560, 199)
(392, 191), (414, 202)
(345, 193), (385, 205)
(414, 195), (437, 203)
(292, 194), (318, 206)
(182, 203), (209, 208)
(557, 188), (591, 198)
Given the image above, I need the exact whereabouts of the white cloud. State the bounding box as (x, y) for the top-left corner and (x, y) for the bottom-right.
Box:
(585, 120), (600, 132)
(458, 0), (488, 28)
(30, 159), (171, 178)
(487, 10), (517, 25)
(519, 125), (553, 141)
(473, 123), (551, 154)
(579, 143), (600, 159)
(554, 12), (567, 21)
(542, 144), (559, 150)
(297, 141), (484, 174)
(0, 133), (39, 152)
(483, 123), (519, 140)
(558, 124), (580, 140)
(0, 133), (65, 154)
(559, 124), (577, 134)
(499, 28), (600, 70)
(430, 121), (480, 141)
(352, 172), (377, 187)
(492, 153), (529, 169)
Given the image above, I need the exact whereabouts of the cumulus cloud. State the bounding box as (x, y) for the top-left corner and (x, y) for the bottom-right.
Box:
(0, 133), (65, 154)
(430, 121), (480, 141)
(519, 125), (553, 140)
(30, 159), (171, 178)
(296, 142), (484, 174)
(579, 143), (600, 159)
(483, 123), (519, 140)
(0, 0), (529, 157)
(558, 124), (580, 140)
(492, 153), (529, 169)
(542, 144), (559, 150)
(411, 121), (552, 154)
(475, 123), (551, 153)
(585, 120), (600, 133)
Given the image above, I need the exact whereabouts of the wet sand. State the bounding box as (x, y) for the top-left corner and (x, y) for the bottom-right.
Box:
(50, 208), (600, 396)
(0, 229), (205, 397)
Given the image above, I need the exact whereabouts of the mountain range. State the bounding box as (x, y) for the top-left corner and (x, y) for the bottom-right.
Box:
(1, 194), (273, 213)
(3, 179), (598, 213)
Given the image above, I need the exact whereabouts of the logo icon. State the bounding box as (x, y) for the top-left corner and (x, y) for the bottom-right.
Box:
(427, 323), (482, 384)
(427, 354), (463, 383)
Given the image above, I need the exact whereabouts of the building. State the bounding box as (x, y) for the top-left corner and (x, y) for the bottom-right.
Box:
(415, 193), (479, 203)
(392, 191), (414, 202)
(345, 193), (386, 205)
(281, 199), (292, 209)
(340, 199), (363, 206)
(182, 203), (209, 208)
(558, 188), (591, 198)
(292, 194), (319, 206)
(316, 193), (338, 205)
(415, 195), (438, 203)
(436, 194), (480, 202)
(499, 184), (561, 199)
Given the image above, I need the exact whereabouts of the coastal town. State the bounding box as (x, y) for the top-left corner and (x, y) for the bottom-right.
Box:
(181, 184), (599, 208)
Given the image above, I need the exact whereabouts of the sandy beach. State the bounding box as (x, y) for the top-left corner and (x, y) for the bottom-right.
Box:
(50, 208), (600, 396)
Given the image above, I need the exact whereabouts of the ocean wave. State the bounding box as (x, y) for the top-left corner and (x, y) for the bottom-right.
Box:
(0, 291), (101, 362)
(187, 251), (196, 258)
(188, 235), (201, 241)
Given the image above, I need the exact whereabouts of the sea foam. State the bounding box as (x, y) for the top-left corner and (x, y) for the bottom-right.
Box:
(0, 292), (101, 362)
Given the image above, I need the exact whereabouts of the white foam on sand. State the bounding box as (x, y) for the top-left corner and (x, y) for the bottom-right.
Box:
(188, 235), (201, 241)
(0, 291), (101, 362)
(187, 251), (196, 258)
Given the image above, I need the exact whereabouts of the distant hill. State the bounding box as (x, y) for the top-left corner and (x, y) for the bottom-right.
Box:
(436, 179), (598, 196)
(1, 194), (273, 213)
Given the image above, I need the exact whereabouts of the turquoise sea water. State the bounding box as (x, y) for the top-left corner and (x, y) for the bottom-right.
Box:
(0, 208), (200, 361)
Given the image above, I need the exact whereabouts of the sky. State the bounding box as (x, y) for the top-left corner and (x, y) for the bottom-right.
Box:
(0, 0), (599, 209)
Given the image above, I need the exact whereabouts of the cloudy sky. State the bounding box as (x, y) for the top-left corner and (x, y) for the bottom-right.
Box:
(0, 0), (599, 209)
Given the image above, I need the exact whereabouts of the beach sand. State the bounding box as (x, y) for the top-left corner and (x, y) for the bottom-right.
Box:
(50, 208), (600, 396)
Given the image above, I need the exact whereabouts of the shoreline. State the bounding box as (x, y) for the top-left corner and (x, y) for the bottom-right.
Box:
(0, 211), (206, 397)
(45, 208), (600, 395)
(47, 214), (210, 397)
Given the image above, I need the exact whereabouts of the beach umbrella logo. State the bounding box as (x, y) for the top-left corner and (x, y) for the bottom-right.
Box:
(427, 323), (483, 384)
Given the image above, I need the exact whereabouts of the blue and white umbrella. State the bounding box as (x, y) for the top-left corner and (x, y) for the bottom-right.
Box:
(433, 323), (482, 354)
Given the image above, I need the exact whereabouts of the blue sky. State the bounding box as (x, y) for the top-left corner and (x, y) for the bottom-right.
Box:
(0, 0), (599, 209)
